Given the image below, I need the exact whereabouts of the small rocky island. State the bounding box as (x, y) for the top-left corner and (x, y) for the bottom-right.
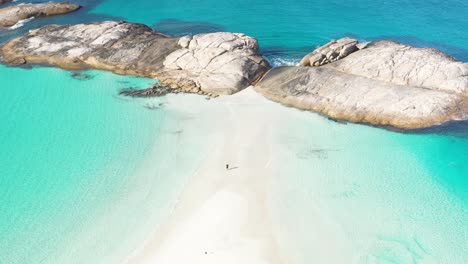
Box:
(255, 39), (468, 129)
(0, 2), (80, 27)
(0, 21), (270, 95)
(0, 11), (467, 129)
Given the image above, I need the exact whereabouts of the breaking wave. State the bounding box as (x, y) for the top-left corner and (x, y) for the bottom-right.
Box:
(9, 16), (34, 30)
(265, 55), (300, 67)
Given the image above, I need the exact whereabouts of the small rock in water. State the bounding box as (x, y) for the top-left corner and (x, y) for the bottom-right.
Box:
(0, 2), (80, 27)
(300, 37), (359, 67)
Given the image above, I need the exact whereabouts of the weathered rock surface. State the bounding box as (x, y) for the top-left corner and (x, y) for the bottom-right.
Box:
(163, 33), (269, 94)
(1, 21), (177, 70)
(299, 37), (362, 67)
(255, 41), (468, 129)
(2, 19), (465, 129)
(0, 2), (80, 27)
(325, 41), (468, 96)
(0, 21), (269, 94)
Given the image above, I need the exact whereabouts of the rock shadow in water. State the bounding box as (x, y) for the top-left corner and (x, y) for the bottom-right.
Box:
(296, 145), (339, 160)
(152, 19), (225, 36)
(410, 120), (468, 139)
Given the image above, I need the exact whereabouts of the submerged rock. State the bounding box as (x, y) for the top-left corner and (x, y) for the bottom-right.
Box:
(299, 37), (361, 67)
(119, 84), (176, 97)
(71, 72), (94, 81)
(0, 21), (270, 95)
(0, 2), (80, 27)
(255, 41), (468, 129)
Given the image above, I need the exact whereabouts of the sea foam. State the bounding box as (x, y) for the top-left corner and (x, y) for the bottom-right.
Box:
(9, 17), (34, 30)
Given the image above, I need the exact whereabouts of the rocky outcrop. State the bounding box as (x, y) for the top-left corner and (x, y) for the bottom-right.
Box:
(0, 21), (269, 95)
(1, 19), (466, 129)
(299, 37), (363, 67)
(325, 41), (468, 96)
(0, 2), (80, 27)
(163, 33), (269, 94)
(255, 41), (468, 129)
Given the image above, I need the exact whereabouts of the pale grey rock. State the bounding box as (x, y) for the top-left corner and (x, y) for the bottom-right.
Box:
(325, 41), (468, 96)
(0, 21), (270, 95)
(1, 21), (178, 71)
(300, 37), (359, 66)
(0, 2), (80, 27)
(309, 53), (325, 66)
(256, 41), (468, 129)
(356, 42), (369, 50)
(163, 32), (270, 94)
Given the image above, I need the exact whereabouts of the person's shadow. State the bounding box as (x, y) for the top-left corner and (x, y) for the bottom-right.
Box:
(225, 165), (239, 171)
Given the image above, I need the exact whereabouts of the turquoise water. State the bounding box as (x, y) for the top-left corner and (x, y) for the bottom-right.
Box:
(0, 65), (213, 263)
(0, 66), (160, 262)
(1, 0), (468, 263)
(270, 111), (468, 263)
(91, 0), (468, 61)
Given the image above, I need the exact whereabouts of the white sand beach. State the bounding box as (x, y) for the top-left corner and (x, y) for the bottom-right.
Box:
(116, 85), (468, 264)
(124, 88), (289, 264)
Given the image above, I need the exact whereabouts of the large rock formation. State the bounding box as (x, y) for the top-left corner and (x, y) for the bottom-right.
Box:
(0, 21), (269, 94)
(1, 19), (466, 129)
(163, 33), (269, 94)
(0, 2), (80, 27)
(326, 41), (468, 96)
(255, 41), (468, 129)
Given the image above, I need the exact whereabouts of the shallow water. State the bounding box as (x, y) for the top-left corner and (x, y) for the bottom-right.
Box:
(0, 66), (158, 263)
(1, 0), (468, 263)
(271, 111), (468, 263)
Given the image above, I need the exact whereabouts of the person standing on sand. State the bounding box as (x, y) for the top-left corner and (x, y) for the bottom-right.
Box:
(226, 164), (229, 170)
